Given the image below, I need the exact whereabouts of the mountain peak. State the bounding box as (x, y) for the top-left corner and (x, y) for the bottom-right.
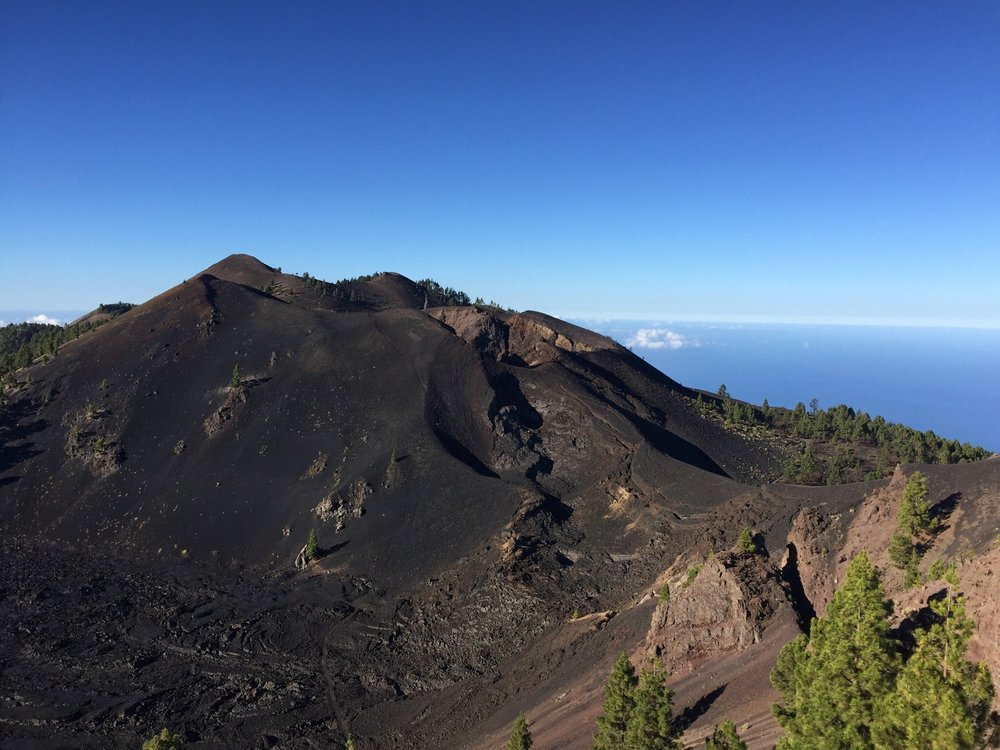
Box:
(200, 253), (277, 281)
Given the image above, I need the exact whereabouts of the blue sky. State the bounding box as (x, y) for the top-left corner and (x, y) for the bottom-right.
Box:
(2, 1), (998, 326)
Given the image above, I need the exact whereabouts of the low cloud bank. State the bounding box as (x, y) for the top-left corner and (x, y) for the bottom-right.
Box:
(625, 328), (696, 350)
(0, 314), (67, 327)
(29, 314), (65, 326)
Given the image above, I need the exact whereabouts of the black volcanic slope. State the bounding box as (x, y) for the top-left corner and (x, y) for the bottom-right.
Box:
(0, 254), (812, 748)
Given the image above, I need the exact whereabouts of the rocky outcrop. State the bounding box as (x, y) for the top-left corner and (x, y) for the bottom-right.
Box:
(428, 307), (616, 367)
(300, 452), (328, 479)
(203, 384), (249, 436)
(314, 479), (371, 532)
(645, 551), (788, 675)
(64, 409), (124, 477)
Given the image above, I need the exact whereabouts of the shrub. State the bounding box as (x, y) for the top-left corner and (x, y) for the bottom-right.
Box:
(682, 565), (702, 588)
(508, 712), (532, 750)
(142, 728), (182, 750)
(384, 447), (400, 487)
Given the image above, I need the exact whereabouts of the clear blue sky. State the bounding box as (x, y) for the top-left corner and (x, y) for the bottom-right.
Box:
(2, 1), (998, 325)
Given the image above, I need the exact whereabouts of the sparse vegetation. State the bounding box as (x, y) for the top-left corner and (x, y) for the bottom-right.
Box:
(694, 388), (990, 485)
(472, 296), (516, 313)
(97, 302), (135, 316)
(0, 306), (135, 380)
(277, 270), (517, 313)
(415, 278), (471, 307)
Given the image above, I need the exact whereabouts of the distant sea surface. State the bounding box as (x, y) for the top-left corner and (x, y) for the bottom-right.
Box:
(575, 321), (1000, 452)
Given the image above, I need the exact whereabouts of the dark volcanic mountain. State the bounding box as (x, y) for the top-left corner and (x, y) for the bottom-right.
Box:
(2, 255), (998, 749)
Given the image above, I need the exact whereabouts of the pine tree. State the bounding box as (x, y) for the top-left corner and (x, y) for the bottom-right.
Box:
(873, 584), (995, 749)
(899, 471), (936, 536)
(772, 552), (899, 749)
(770, 634), (808, 720)
(305, 528), (319, 562)
(888, 531), (920, 587)
(593, 652), (637, 750)
(508, 713), (532, 750)
(889, 471), (937, 587)
(623, 660), (681, 750)
(658, 582), (670, 602)
(799, 445), (817, 483)
(229, 364), (241, 389)
(738, 527), (758, 554)
(706, 720), (748, 750)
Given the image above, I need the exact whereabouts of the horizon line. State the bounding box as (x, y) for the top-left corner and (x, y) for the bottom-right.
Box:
(561, 313), (1000, 330)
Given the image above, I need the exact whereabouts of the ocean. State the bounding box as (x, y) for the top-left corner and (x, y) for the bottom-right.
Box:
(575, 320), (1000, 453)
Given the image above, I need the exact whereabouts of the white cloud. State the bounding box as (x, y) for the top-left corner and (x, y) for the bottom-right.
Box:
(29, 314), (64, 326)
(625, 328), (696, 350)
